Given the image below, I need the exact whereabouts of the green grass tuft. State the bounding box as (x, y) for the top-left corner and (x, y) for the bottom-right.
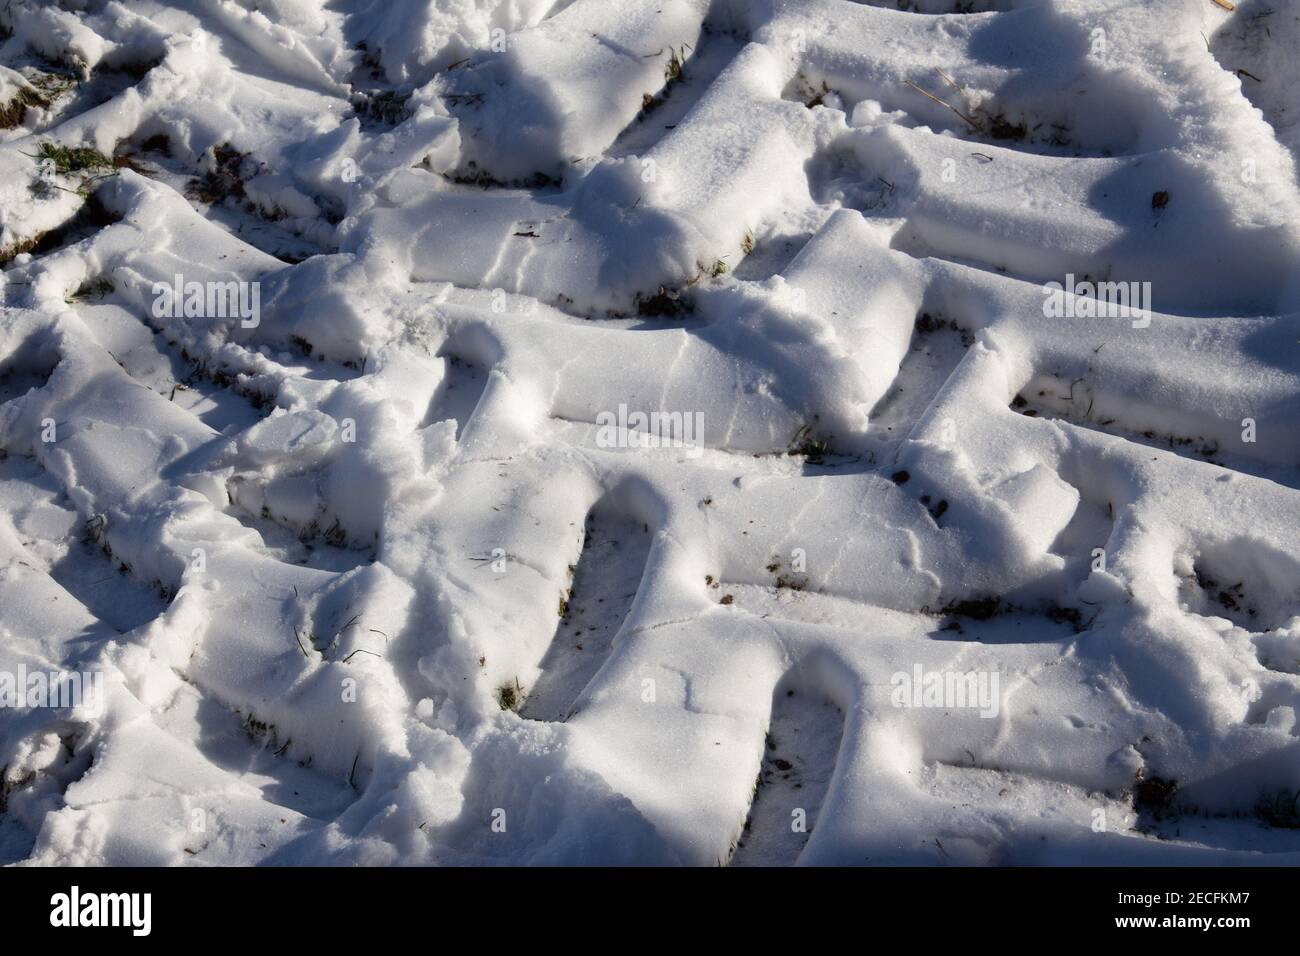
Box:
(35, 141), (116, 174)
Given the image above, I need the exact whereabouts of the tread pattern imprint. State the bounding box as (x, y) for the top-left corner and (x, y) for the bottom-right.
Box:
(1, 0), (1300, 864)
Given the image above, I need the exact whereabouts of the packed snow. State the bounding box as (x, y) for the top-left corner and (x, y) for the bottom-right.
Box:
(1, 0), (1300, 865)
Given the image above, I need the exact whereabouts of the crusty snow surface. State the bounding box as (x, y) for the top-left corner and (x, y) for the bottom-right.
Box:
(2, 0), (1300, 866)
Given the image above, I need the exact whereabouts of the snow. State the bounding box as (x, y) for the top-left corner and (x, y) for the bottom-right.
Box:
(1, 0), (1300, 866)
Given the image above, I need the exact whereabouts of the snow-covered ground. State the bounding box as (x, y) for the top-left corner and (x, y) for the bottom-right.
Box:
(1, 0), (1299, 866)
